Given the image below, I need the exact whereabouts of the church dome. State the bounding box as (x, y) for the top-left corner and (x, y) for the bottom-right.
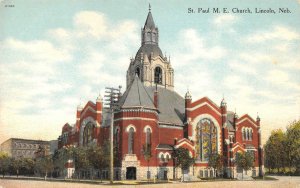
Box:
(135, 44), (163, 60)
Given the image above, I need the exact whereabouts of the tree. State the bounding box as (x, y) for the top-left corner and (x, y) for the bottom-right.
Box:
(264, 129), (286, 173)
(142, 144), (152, 180)
(172, 148), (194, 181)
(35, 155), (54, 180)
(11, 157), (22, 177)
(74, 147), (91, 179)
(235, 152), (254, 179)
(208, 153), (224, 178)
(286, 120), (300, 174)
(87, 144), (109, 181)
(0, 152), (10, 177)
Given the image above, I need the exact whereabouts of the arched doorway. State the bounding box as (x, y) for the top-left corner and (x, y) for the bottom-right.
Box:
(126, 167), (136, 180)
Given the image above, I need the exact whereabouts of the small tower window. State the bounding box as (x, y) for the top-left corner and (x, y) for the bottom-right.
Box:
(135, 67), (140, 78)
(154, 67), (162, 84)
(128, 127), (134, 154)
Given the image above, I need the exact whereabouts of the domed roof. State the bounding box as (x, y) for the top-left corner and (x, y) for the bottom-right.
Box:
(135, 44), (163, 60)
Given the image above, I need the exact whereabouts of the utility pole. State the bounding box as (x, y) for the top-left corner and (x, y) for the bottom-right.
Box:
(104, 86), (121, 184)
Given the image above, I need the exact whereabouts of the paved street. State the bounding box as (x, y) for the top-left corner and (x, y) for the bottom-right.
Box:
(0, 176), (300, 188)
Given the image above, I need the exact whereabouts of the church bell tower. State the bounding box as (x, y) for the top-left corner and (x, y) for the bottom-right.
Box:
(126, 5), (174, 91)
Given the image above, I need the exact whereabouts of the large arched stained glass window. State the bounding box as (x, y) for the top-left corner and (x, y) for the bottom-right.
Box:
(128, 127), (134, 154)
(197, 118), (217, 161)
(154, 67), (162, 84)
(83, 122), (94, 146)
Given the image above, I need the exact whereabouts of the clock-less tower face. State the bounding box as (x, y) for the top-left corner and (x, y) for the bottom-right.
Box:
(126, 9), (174, 91)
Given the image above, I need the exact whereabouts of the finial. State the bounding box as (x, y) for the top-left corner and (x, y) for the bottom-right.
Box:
(96, 93), (102, 102)
(185, 88), (192, 100)
(149, 3), (151, 12)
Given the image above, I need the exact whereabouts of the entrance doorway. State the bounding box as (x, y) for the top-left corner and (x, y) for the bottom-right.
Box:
(126, 167), (136, 180)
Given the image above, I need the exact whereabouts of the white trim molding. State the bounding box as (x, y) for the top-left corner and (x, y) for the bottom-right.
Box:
(143, 125), (153, 133)
(126, 124), (137, 132)
(186, 102), (221, 116)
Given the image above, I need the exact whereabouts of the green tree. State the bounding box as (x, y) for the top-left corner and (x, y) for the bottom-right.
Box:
(286, 120), (300, 174)
(35, 155), (54, 180)
(264, 129), (286, 173)
(87, 144), (109, 181)
(142, 144), (152, 180)
(208, 153), (224, 177)
(74, 147), (91, 179)
(11, 157), (23, 177)
(0, 152), (10, 177)
(172, 148), (194, 181)
(235, 152), (254, 179)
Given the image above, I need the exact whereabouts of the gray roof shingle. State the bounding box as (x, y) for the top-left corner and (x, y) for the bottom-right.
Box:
(119, 75), (155, 109)
(144, 86), (185, 125)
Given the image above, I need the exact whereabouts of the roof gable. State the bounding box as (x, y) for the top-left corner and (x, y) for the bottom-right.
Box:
(237, 114), (258, 128)
(188, 97), (221, 115)
(119, 76), (155, 109)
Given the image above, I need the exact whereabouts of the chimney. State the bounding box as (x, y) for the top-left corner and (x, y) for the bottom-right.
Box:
(154, 84), (159, 108)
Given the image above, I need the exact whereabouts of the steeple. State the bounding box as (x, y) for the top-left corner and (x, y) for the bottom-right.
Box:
(144, 4), (155, 30)
(126, 5), (174, 91)
(141, 4), (159, 45)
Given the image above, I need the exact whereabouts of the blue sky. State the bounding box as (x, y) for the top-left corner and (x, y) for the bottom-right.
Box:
(0, 0), (299, 144)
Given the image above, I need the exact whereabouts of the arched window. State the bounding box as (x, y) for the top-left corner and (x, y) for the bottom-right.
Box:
(128, 127), (134, 154)
(197, 118), (217, 161)
(160, 154), (165, 162)
(166, 154), (170, 161)
(115, 128), (120, 148)
(154, 67), (162, 84)
(242, 128), (246, 140)
(135, 67), (140, 78)
(249, 129), (253, 141)
(146, 128), (151, 148)
(246, 129), (250, 141)
(83, 122), (94, 146)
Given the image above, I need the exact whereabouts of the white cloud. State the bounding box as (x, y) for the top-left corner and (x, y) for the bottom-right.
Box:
(266, 69), (289, 84)
(229, 61), (257, 75)
(246, 26), (300, 43)
(74, 11), (108, 39)
(172, 28), (227, 68)
(213, 14), (237, 26)
(0, 11), (139, 143)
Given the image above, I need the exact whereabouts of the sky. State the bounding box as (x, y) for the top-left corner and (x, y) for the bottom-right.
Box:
(0, 0), (299, 145)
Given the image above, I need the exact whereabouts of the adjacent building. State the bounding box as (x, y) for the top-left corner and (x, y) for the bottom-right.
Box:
(58, 7), (264, 180)
(0, 138), (51, 158)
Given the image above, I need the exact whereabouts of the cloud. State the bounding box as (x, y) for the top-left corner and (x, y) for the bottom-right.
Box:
(0, 11), (139, 143)
(172, 28), (227, 68)
(213, 14), (237, 26)
(246, 26), (300, 43)
(229, 61), (257, 75)
(74, 11), (108, 40)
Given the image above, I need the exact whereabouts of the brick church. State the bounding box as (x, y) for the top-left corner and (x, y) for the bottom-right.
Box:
(58, 7), (264, 180)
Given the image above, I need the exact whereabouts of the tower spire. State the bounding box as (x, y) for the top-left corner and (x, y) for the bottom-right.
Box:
(149, 3), (151, 12)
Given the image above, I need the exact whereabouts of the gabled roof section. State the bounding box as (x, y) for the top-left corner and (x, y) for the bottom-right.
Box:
(237, 114), (257, 127)
(82, 101), (96, 111)
(144, 10), (155, 30)
(189, 96), (221, 115)
(119, 75), (155, 109)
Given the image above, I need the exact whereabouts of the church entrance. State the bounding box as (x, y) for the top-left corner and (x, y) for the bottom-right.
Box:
(126, 167), (136, 180)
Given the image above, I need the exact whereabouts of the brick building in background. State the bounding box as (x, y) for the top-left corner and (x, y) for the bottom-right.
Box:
(58, 7), (264, 180)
